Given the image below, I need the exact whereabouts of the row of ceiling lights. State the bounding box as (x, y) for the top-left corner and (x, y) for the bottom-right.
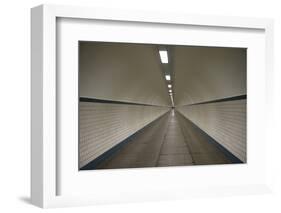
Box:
(159, 50), (174, 106)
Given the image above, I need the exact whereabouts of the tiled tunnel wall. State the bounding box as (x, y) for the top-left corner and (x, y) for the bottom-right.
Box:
(176, 99), (246, 162)
(79, 102), (169, 168)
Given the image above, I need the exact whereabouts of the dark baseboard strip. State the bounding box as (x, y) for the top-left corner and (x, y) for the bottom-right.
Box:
(186, 94), (246, 107)
(176, 111), (243, 164)
(80, 111), (170, 170)
(80, 97), (168, 107)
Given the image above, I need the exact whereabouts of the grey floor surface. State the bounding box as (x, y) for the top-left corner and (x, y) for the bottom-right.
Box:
(96, 110), (231, 169)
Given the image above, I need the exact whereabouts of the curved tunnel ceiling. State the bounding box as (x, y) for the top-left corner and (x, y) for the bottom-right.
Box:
(173, 46), (246, 106)
(80, 42), (246, 108)
(79, 42), (171, 106)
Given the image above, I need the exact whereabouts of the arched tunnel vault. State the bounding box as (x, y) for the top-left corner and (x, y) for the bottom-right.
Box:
(79, 42), (171, 106)
(173, 46), (246, 106)
(79, 42), (247, 169)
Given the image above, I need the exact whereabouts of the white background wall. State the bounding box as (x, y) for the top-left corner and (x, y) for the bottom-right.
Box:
(0, 0), (280, 212)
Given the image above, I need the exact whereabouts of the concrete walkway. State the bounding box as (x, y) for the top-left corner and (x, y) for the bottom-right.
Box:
(97, 110), (231, 169)
(156, 110), (193, 166)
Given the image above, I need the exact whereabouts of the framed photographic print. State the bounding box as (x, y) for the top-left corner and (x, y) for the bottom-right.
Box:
(31, 4), (274, 208)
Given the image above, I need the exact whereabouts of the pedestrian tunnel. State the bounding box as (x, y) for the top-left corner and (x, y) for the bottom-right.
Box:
(78, 42), (246, 170)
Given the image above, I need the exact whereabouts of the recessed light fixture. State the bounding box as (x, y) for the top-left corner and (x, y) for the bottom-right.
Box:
(169, 90), (172, 93)
(168, 84), (172, 88)
(165, 75), (171, 81)
(159, 50), (168, 63)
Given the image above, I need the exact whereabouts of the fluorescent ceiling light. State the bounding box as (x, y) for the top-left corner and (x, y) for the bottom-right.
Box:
(159, 50), (168, 63)
(169, 90), (172, 93)
(168, 84), (172, 88)
(165, 75), (171, 81)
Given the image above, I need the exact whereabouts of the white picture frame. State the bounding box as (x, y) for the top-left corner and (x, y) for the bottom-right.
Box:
(31, 4), (274, 208)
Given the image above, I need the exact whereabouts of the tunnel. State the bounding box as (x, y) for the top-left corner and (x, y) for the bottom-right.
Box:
(78, 41), (246, 170)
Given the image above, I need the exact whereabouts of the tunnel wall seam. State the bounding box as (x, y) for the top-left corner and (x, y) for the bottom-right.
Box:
(182, 94), (247, 106)
(80, 97), (169, 107)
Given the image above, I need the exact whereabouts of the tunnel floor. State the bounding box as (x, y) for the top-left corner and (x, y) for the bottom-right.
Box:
(96, 110), (232, 169)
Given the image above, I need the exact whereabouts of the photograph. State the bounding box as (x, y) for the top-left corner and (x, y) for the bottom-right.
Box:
(78, 41), (247, 170)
